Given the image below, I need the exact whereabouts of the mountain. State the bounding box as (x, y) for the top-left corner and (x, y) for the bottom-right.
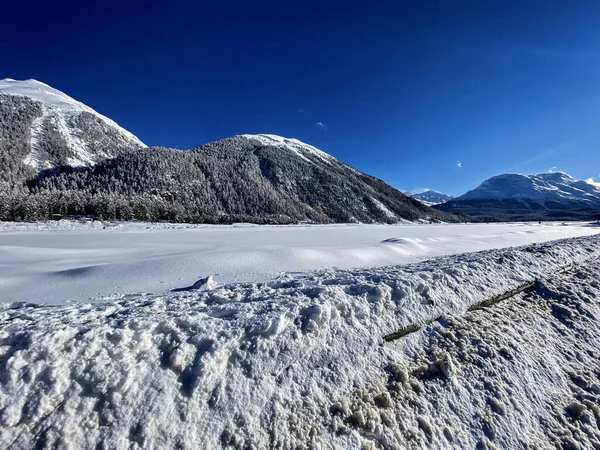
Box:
(436, 172), (600, 221)
(0, 80), (459, 224)
(411, 189), (453, 206)
(0, 78), (145, 187)
(6, 134), (461, 224)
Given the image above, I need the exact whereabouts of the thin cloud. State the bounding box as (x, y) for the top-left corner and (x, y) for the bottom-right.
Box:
(457, 161), (462, 169)
(502, 141), (573, 174)
(548, 166), (557, 173)
(315, 122), (327, 131)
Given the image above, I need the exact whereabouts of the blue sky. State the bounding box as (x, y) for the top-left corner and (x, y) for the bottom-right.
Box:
(2, 0), (599, 196)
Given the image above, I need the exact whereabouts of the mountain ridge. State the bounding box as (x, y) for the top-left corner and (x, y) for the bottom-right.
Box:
(0, 78), (145, 177)
(0, 79), (460, 224)
(411, 189), (453, 206)
(20, 136), (459, 223)
(436, 172), (600, 221)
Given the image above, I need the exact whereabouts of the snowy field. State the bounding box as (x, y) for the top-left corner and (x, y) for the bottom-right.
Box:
(1, 234), (600, 449)
(0, 220), (598, 305)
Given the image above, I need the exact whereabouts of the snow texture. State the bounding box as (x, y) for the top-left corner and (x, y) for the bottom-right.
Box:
(411, 190), (454, 206)
(0, 221), (598, 305)
(370, 198), (397, 219)
(0, 78), (145, 169)
(238, 134), (335, 163)
(0, 233), (600, 449)
(459, 171), (600, 204)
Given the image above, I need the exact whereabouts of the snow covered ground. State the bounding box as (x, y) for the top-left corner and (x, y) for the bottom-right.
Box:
(1, 234), (600, 449)
(0, 221), (598, 305)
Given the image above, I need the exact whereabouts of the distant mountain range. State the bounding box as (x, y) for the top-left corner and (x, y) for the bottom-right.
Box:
(0, 79), (458, 224)
(3, 78), (597, 223)
(436, 172), (600, 221)
(411, 190), (453, 206)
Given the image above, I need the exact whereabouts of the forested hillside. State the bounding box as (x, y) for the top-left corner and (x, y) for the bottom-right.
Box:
(0, 80), (460, 224)
(2, 136), (459, 223)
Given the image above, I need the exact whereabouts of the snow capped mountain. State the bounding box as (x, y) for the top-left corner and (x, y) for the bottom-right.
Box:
(0, 78), (144, 172)
(188, 134), (458, 223)
(11, 134), (461, 223)
(0, 78), (144, 146)
(411, 189), (453, 206)
(436, 172), (600, 221)
(459, 172), (600, 203)
(0, 92), (461, 223)
(586, 178), (600, 189)
(0, 80), (460, 224)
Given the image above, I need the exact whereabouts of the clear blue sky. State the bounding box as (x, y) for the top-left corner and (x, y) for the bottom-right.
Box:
(2, 0), (599, 195)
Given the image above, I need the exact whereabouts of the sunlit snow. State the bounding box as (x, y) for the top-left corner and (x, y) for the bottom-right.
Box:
(0, 221), (597, 305)
(1, 233), (599, 448)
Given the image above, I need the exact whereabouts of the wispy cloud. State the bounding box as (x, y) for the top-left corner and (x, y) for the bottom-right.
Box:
(315, 122), (327, 131)
(548, 166), (557, 173)
(502, 141), (572, 174)
(457, 161), (462, 169)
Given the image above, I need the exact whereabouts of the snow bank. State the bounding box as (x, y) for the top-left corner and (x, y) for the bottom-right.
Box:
(1, 235), (599, 449)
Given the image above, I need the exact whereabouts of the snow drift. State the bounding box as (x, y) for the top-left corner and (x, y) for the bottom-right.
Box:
(0, 221), (597, 305)
(1, 234), (600, 449)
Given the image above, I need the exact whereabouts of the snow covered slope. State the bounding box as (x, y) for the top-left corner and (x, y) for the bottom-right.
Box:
(238, 134), (335, 163)
(20, 135), (457, 224)
(3, 132), (460, 223)
(460, 172), (600, 202)
(437, 172), (600, 221)
(411, 189), (453, 206)
(1, 234), (600, 449)
(0, 78), (144, 171)
(192, 134), (459, 223)
(0, 221), (597, 304)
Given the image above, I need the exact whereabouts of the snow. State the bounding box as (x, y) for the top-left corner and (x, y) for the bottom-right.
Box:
(586, 177), (600, 188)
(411, 189), (453, 206)
(239, 133), (334, 163)
(0, 78), (145, 169)
(0, 79), (145, 147)
(21, 110), (50, 170)
(1, 233), (600, 449)
(460, 171), (600, 204)
(370, 197), (397, 219)
(0, 221), (598, 305)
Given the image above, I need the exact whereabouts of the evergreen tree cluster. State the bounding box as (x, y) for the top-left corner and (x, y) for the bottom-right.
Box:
(0, 94), (40, 191)
(0, 94), (459, 224)
(1, 135), (459, 223)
